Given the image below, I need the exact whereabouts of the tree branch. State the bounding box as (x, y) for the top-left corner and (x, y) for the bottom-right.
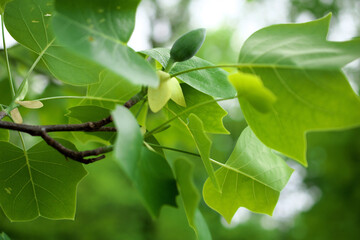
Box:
(0, 91), (146, 164)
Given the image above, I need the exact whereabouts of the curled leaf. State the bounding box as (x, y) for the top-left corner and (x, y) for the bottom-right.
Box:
(229, 72), (276, 113)
(168, 78), (186, 107)
(16, 100), (44, 109)
(10, 108), (22, 124)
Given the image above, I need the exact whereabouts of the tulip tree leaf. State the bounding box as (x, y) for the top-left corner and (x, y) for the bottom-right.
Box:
(168, 85), (229, 134)
(52, 0), (158, 87)
(0, 140), (87, 221)
(187, 114), (219, 190)
(142, 48), (236, 98)
(0, 129), (9, 141)
(237, 14), (360, 166)
(85, 70), (141, 109)
(4, 0), (101, 85)
(0, 0), (12, 13)
(174, 159), (212, 240)
(112, 105), (178, 217)
(203, 127), (293, 223)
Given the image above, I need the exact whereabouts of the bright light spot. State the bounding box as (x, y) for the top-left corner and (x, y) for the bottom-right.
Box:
(0, 16), (17, 49)
(221, 208), (251, 228)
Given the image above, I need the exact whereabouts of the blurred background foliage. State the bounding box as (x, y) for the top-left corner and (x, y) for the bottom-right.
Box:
(1, 0), (360, 239)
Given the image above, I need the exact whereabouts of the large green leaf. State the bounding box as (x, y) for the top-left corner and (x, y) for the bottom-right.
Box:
(142, 48), (236, 98)
(174, 159), (212, 240)
(237, 14), (360, 165)
(52, 0), (158, 87)
(203, 127), (293, 223)
(4, 0), (101, 85)
(0, 128), (9, 141)
(168, 85), (229, 134)
(0, 140), (87, 221)
(0, 0), (12, 13)
(112, 105), (178, 217)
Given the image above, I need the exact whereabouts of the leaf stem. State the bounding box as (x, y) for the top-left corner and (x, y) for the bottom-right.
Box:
(170, 64), (251, 78)
(146, 142), (200, 157)
(33, 95), (126, 103)
(1, 12), (15, 96)
(144, 96), (236, 138)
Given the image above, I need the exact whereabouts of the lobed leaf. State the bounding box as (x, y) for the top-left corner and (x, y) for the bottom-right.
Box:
(203, 127), (293, 223)
(4, 0), (101, 85)
(0, 140), (87, 221)
(237, 14), (360, 165)
(52, 0), (158, 87)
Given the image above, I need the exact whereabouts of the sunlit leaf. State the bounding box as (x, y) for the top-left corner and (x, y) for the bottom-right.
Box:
(0, 140), (87, 221)
(229, 72), (276, 113)
(52, 0), (158, 87)
(237, 14), (360, 165)
(16, 100), (44, 109)
(4, 0), (101, 85)
(203, 127), (293, 223)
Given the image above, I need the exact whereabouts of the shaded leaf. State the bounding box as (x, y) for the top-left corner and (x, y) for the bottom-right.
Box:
(4, 0), (101, 85)
(112, 105), (178, 217)
(0, 140), (87, 221)
(85, 70), (140, 109)
(142, 48), (236, 98)
(203, 127), (293, 223)
(174, 159), (212, 240)
(237, 14), (360, 165)
(0, 232), (11, 240)
(52, 0), (158, 87)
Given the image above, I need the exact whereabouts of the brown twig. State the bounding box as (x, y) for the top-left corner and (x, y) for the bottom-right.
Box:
(0, 91), (146, 163)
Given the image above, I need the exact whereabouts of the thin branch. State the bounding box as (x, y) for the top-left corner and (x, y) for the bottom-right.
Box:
(0, 91), (145, 164)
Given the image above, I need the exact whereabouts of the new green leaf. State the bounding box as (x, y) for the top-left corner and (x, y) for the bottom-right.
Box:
(237, 14), (360, 165)
(203, 127), (293, 223)
(112, 105), (178, 217)
(52, 0), (158, 87)
(4, 0), (101, 85)
(0, 140), (87, 221)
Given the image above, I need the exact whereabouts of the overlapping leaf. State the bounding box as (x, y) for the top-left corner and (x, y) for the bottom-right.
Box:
(52, 0), (158, 87)
(142, 48), (236, 98)
(0, 140), (87, 221)
(237, 14), (360, 165)
(4, 0), (101, 85)
(203, 127), (293, 223)
(174, 159), (212, 240)
(85, 70), (140, 109)
(168, 85), (229, 134)
(112, 105), (178, 217)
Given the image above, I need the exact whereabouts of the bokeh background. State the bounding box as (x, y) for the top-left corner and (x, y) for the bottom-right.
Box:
(1, 0), (360, 239)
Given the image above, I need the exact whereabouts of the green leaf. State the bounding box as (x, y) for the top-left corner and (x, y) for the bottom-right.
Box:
(203, 127), (293, 223)
(0, 232), (11, 240)
(85, 70), (141, 109)
(174, 159), (212, 240)
(52, 0), (158, 87)
(187, 114), (219, 190)
(0, 0), (12, 13)
(0, 139), (87, 221)
(0, 125), (9, 141)
(237, 14), (360, 165)
(168, 85), (229, 134)
(142, 48), (236, 98)
(112, 105), (178, 217)
(229, 72), (276, 113)
(4, 0), (101, 85)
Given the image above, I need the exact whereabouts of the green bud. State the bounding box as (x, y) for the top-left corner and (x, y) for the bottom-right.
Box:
(170, 28), (206, 62)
